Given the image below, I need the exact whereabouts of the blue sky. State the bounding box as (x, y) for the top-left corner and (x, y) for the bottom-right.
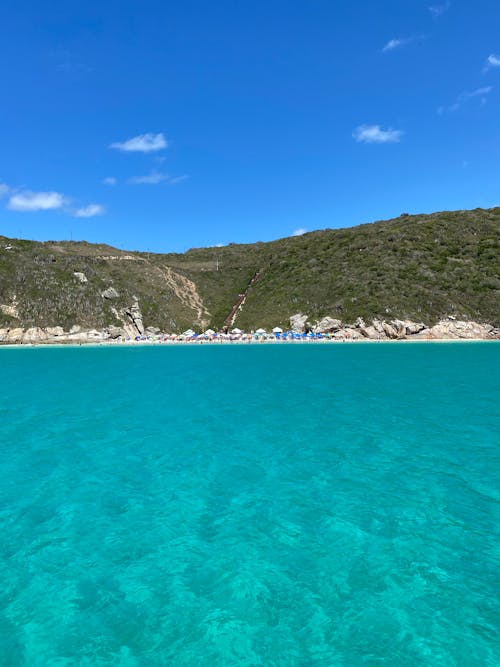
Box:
(0, 0), (499, 252)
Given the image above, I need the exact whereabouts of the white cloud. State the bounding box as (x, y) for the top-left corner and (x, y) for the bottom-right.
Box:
(102, 176), (117, 186)
(383, 38), (407, 52)
(128, 171), (189, 185)
(7, 190), (66, 212)
(486, 54), (500, 70)
(382, 35), (426, 53)
(438, 86), (493, 113)
(353, 124), (403, 144)
(292, 228), (307, 236)
(429, 1), (450, 18)
(128, 171), (170, 185)
(110, 132), (167, 153)
(73, 204), (105, 218)
(0, 183), (10, 198)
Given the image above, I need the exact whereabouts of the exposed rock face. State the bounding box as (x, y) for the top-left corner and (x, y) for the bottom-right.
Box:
(125, 297), (145, 335)
(74, 272), (88, 283)
(0, 316), (497, 345)
(0, 299), (19, 319)
(307, 316), (498, 341)
(102, 286), (119, 299)
(428, 320), (494, 339)
(290, 313), (308, 332)
(313, 317), (342, 333)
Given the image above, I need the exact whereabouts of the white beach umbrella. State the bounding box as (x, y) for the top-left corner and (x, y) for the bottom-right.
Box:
(182, 329), (195, 336)
(255, 328), (266, 335)
(272, 327), (283, 333)
(204, 329), (216, 336)
(231, 328), (243, 334)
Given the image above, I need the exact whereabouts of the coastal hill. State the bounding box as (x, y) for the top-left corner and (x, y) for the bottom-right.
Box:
(0, 207), (499, 335)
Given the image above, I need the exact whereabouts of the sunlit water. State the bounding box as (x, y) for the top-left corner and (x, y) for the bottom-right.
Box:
(0, 343), (499, 666)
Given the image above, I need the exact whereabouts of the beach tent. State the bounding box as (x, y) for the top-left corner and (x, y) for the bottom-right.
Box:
(231, 328), (243, 334)
(272, 327), (283, 333)
(255, 328), (266, 335)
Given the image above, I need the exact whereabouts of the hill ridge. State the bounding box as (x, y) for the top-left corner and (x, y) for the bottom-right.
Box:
(1, 207), (499, 335)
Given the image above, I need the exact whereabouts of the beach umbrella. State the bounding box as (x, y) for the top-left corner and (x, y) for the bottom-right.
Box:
(182, 329), (195, 336)
(231, 328), (243, 334)
(272, 327), (283, 333)
(204, 329), (216, 336)
(255, 328), (266, 335)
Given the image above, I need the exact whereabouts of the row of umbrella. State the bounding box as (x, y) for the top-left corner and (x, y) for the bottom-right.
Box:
(173, 328), (329, 341)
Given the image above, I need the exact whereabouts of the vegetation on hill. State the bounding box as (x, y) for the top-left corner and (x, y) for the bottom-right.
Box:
(0, 207), (499, 332)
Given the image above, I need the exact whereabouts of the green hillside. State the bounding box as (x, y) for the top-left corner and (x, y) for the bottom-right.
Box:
(1, 207), (499, 332)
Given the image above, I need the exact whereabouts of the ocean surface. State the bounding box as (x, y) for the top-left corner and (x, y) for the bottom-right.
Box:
(0, 342), (499, 666)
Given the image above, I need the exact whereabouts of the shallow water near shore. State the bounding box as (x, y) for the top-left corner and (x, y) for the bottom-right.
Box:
(1, 343), (499, 665)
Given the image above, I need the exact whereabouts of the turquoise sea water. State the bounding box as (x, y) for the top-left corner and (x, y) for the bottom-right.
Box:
(0, 342), (499, 666)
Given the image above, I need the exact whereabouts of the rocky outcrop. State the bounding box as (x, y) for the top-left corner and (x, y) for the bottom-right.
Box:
(102, 286), (119, 299)
(125, 296), (144, 335)
(313, 317), (342, 333)
(427, 319), (494, 339)
(290, 313), (309, 332)
(0, 316), (497, 345)
(0, 298), (19, 319)
(288, 314), (499, 341)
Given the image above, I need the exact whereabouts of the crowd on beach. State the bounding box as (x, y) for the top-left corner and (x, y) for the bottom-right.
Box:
(127, 327), (334, 344)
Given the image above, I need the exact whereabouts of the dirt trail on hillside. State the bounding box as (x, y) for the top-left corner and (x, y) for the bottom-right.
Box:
(224, 268), (265, 327)
(159, 266), (210, 326)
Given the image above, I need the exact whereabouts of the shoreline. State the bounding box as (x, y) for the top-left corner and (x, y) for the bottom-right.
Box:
(1, 337), (498, 350)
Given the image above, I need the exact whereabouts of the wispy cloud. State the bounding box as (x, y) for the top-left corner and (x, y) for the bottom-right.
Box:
(353, 124), (403, 144)
(383, 38), (410, 52)
(102, 176), (117, 186)
(7, 190), (66, 212)
(292, 228), (307, 236)
(73, 204), (105, 218)
(485, 54), (500, 71)
(382, 35), (425, 53)
(128, 171), (170, 185)
(110, 133), (167, 153)
(429, 1), (450, 18)
(128, 171), (189, 185)
(438, 86), (493, 113)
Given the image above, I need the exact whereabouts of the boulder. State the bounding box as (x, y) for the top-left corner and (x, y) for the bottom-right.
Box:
(429, 320), (494, 339)
(390, 320), (407, 338)
(4, 328), (24, 342)
(403, 320), (427, 336)
(359, 325), (384, 339)
(23, 327), (48, 343)
(313, 317), (342, 333)
(102, 287), (119, 299)
(45, 326), (65, 338)
(74, 272), (88, 283)
(382, 322), (399, 339)
(289, 313), (308, 333)
(371, 320), (386, 335)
